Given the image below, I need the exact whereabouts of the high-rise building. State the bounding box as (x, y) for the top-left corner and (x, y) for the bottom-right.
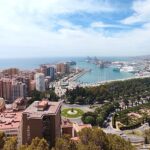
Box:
(30, 80), (36, 91)
(0, 78), (12, 101)
(0, 80), (3, 97)
(0, 98), (5, 112)
(47, 66), (55, 80)
(56, 63), (70, 74)
(12, 81), (27, 101)
(35, 73), (45, 92)
(2, 68), (19, 76)
(40, 65), (47, 76)
(21, 99), (62, 147)
(16, 77), (30, 96)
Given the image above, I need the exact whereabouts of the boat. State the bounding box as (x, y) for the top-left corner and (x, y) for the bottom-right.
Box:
(113, 65), (121, 72)
(120, 66), (135, 73)
(113, 67), (120, 72)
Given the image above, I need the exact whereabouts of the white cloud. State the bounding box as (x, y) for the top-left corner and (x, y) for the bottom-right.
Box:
(0, 0), (150, 57)
(121, 0), (150, 24)
(90, 21), (128, 29)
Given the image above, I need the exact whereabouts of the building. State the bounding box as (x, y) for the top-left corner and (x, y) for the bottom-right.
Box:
(0, 78), (12, 101)
(40, 65), (55, 80)
(61, 119), (73, 137)
(45, 77), (51, 90)
(35, 73), (45, 92)
(40, 65), (47, 76)
(0, 78), (28, 102)
(0, 107), (23, 138)
(0, 80), (3, 97)
(30, 80), (36, 91)
(16, 77), (30, 96)
(56, 63), (70, 74)
(12, 97), (27, 111)
(0, 98), (5, 112)
(47, 66), (55, 80)
(73, 123), (92, 137)
(21, 99), (62, 147)
(2, 68), (19, 76)
(61, 119), (92, 138)
(12, 81), (27, 101)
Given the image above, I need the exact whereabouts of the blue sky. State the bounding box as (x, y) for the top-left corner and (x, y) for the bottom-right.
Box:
(0, 0), (150, 58)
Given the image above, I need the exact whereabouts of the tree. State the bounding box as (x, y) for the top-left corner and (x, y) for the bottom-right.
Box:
(91, 128), (109, 150)
(144, 129), (150, 144)
(107, 134), (135, 150)
(96, 116), (104, 126)
(27, 137), (49, 150)
(84, 116), (95, 126)
(48, 90), (59, 101)
(77, 142), (100, 150)
(0, 132), (5, 149)
(55, 138), (69, 150)
(18, 145), (28, 150)
(3, 137), (17, 150)
(36, 138), (49, 150)
(75, 96), (84, 105)
(123, 99), (129, 109)
(78, 128), (93, 145)
(55, 127), (135, 150)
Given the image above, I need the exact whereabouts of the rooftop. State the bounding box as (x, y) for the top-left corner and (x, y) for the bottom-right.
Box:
(0, 110), (22, 130)
(13, 97), (27, 111)
(61, 119), (73, 128)
(23, 99), (62, 118)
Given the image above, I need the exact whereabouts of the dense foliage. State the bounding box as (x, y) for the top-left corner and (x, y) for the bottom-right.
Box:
(82, 102), (117, 126)
(114, 102), (150, 130)
(144, 129), (150, 144)
(0, 133), (49, 150)
(54, 128), (135, 150)
(28, 89), (59, 105)
(66, 78), (150, 104)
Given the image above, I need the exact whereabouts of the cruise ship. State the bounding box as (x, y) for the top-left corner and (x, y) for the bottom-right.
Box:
(120, 66), (135, 73)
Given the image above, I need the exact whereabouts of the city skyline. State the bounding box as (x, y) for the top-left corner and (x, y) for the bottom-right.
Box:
(0, 0), (150, 58)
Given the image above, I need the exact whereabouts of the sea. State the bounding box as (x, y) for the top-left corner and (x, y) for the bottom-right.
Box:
(0, 57), (135, 84)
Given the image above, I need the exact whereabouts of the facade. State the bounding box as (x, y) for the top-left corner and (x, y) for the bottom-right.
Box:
(61, 119), (73, 137)
(0, 97), (5, 111)
(47, 66), (55, 80)
(30, 80), (36, 91)
(12, 81), (27, 101)
(61, 119), (92, 138)
(40, 65), (47, 76)
(16, 77), (30, 96)
(21, 99), (62, 147)
(56, 63), (70, 74)
(0, 78), (27, 102)
(35, 73), (45, 92)
(2, 68), (19, 76)
(40, 65), (55, 80)
(0, 78), (12, 101)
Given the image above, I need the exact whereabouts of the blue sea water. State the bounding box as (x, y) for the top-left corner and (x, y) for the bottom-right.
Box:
(0, 57), (134, 84)
(76, 61), (134, 84)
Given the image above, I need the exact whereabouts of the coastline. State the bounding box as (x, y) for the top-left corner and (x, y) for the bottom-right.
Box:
(78, 75), (150, 88)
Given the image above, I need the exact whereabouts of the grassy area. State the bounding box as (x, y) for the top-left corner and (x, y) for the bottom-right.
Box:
(61, 108), (84, 118)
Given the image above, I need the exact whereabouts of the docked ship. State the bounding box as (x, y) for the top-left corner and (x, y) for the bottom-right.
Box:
(120, 66), (135, 73)
(113, 65), (121, 72)
(113, 67), (120, 72)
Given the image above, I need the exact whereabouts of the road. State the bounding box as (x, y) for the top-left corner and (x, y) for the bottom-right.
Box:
(103, 116), (145, 144)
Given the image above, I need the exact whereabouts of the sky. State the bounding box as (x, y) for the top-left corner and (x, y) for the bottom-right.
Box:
(0, 0), (150, 58)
